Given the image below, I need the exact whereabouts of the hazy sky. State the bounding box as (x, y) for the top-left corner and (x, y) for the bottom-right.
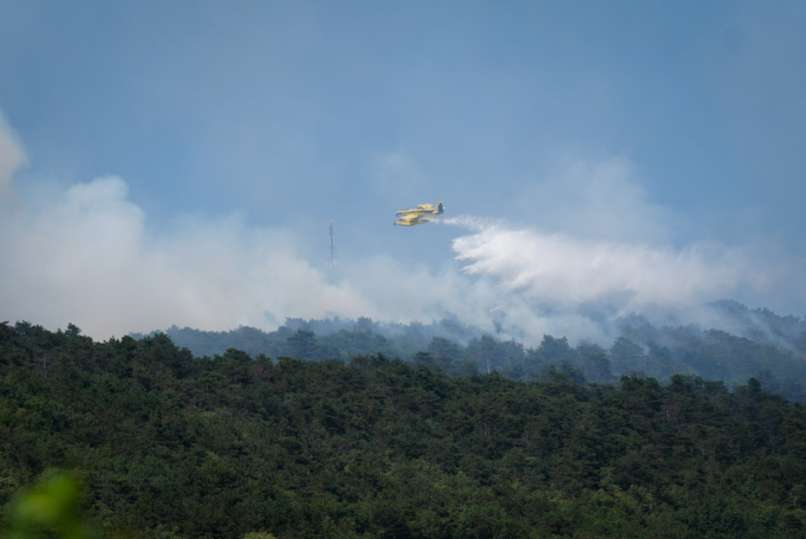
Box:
(1, 1), (805, 339)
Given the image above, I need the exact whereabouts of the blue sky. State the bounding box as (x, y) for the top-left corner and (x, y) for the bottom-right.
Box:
(1, 1), (805, 338)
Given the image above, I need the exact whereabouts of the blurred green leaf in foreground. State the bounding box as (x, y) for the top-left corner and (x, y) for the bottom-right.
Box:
(4, 470), (94, 539)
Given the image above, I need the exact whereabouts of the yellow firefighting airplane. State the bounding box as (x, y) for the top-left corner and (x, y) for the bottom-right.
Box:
(394, 202), (445, 226)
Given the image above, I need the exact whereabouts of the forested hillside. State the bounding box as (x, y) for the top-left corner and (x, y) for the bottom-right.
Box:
(160, 307), (806, 402)
(2, 322), (806, 538)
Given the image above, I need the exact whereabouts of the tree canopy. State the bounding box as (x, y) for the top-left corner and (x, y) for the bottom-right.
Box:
(2, 322), (806, 537)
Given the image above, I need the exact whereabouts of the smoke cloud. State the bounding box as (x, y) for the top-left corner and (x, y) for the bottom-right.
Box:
(0, 173), (382, 337)
(0, 116), (793, 343)
(441, 215), (781, 341)
(450, 218), (756, 307)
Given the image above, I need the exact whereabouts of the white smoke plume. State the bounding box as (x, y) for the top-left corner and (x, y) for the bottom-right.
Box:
(0, 174), (381, 337)
(0, 115), (793, 343)
(449, 219), (756, 307)
(439, 214), (782, 342)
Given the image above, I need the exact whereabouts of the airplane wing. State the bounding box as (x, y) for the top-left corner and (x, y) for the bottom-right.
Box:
(394, 212), (422, 226)
(396, 204), (438, 215)
(416, 203), (437, 213)
(396, 207), (426, 216)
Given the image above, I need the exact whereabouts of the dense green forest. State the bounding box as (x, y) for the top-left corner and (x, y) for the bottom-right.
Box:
(159, 303), (806, 402)
(3, 322), (806, 538)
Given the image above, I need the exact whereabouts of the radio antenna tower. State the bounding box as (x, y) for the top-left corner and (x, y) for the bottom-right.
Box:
(329, 222), (335, 269)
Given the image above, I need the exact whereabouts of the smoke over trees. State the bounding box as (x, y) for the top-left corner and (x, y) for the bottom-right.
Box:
(157, 305), (806, 402)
